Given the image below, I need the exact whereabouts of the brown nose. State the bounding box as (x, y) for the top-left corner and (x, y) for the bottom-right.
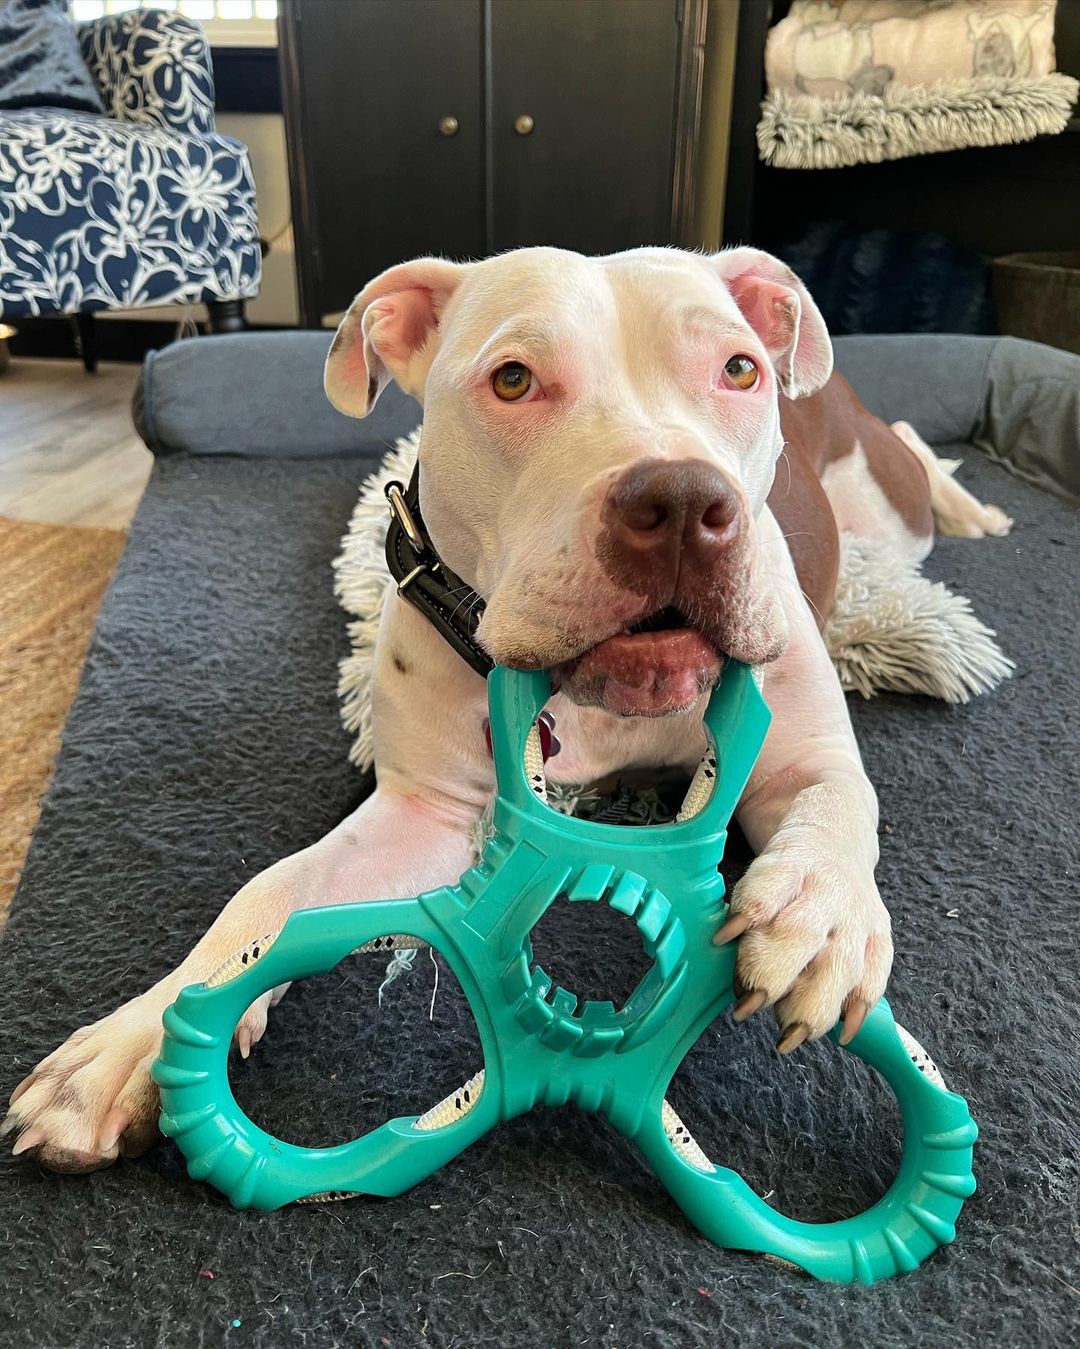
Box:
(603, 460), (742, 578)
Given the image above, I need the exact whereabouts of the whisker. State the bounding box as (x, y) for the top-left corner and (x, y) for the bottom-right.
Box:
(439, 582), (474, 601)
(802, 591), (825, 627)
(448, 588), (489, 626)
(756, 568), (825, 627)
(449, 593), (477, 624)
(776, 445), (793, 498)
(761, 530), (813, 545)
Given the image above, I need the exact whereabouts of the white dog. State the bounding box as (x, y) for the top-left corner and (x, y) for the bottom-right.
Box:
(4, 246), (1011, 1171)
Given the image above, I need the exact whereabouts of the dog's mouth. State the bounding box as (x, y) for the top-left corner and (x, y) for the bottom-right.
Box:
(553, 606), (722, 717)
(625, 605), (687, 636)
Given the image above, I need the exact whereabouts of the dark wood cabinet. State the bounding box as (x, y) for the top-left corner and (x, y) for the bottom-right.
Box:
(488, 0), (681, 255)
(279, 0), (706, 325)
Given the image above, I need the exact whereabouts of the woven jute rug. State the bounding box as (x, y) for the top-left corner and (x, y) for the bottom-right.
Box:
(0, 516), (124, 921)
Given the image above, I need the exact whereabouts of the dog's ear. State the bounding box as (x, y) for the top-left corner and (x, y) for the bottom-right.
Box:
(710, 247), (832, 399)
(325, 257), (467, 417)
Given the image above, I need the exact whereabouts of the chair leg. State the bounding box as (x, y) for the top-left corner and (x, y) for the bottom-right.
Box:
(205, 299), (247, 334)
(72, 312), (98, 373)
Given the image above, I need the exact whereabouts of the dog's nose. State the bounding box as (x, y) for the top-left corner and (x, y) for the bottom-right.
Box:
(604, 460), (742, 569)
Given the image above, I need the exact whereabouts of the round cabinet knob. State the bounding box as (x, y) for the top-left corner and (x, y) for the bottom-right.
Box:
(514, 114), (535, 136)
(438, 116), (460, 137)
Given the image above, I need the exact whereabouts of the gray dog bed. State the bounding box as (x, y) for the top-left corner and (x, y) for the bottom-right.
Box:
(1, 333), (1078, 1349)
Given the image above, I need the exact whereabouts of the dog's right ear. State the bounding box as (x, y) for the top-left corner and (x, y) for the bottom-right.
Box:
(325, 257), (467, 417)
(710, 247), (832, 399)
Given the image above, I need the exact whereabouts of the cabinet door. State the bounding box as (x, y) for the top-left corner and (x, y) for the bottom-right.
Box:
(489, 0), (681, 255)
(283, 0), (485, 321)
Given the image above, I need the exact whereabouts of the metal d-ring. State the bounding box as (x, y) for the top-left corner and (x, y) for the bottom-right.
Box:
(385, 480), (427, 555)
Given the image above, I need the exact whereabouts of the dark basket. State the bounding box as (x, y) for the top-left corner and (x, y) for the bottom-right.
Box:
(993, 251), (1080, 356)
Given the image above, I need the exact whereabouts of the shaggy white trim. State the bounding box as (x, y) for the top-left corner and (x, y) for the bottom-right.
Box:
(825, 535), (1013, 704)
(758, 73), (1079, 170)
(332, 428), (421, 771)
(333, 436), (1013, 769)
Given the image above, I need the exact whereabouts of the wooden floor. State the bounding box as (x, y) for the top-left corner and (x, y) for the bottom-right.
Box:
(0, 358), (152, 530)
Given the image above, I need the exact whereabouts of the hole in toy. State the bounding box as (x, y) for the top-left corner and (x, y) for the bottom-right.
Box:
(552, 770), (694, 827)
(526, 893), (655, 1014)
(664, 1012), (902, 1223)
(227, 942), (484, 1150)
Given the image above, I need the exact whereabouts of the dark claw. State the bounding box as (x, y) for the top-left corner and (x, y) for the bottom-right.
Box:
(713, 911), (751, 946)
(776, 1023), (810, 1055)
(732, 989), (768, 1023)
(839, 999), (869, 1045)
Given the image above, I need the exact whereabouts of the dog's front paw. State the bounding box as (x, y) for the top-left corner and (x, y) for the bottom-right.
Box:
(2, 998), (168, 1173)
(715, 809), (893, 1053)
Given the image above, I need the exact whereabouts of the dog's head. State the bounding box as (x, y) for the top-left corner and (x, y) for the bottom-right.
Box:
(326, 246), (831, 717)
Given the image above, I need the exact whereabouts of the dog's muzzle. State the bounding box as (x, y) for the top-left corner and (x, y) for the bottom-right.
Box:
(598, 459), (744, 597)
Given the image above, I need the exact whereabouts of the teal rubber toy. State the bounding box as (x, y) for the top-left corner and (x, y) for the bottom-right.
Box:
(154, 661), (976, 1284)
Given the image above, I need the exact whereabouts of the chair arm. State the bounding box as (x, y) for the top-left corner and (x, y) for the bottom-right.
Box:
(78, 8), (216, 136)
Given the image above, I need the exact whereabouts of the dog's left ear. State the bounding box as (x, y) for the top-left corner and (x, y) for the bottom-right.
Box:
(710, 247), (832, 398)
(325, 257), (468, 417)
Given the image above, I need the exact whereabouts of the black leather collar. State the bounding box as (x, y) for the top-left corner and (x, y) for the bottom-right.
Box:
(384, 465), (494, 677)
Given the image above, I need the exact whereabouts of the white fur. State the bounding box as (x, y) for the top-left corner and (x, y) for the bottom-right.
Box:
(890, 420), (1014, 539)
(821, 439), (930, 562)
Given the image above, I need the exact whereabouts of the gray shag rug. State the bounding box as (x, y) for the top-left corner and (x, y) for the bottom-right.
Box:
(757, 73), (1080, 170)
(0, 447), (1078, 1348)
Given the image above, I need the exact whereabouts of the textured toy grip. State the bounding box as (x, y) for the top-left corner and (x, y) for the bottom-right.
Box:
(153, 897), (495, 1210)
(643, 1000), (976, 1284)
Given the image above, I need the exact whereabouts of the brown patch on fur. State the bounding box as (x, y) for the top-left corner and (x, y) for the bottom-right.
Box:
(767, 439), (839, 628)
(391, 650), (411, 676)
(774, 370), (935, 624)
(781, 372), (933, 535)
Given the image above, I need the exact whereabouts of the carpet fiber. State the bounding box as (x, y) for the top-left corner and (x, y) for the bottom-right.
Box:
(0, 516), (123, 921)
(0, 450), (1077, 1348)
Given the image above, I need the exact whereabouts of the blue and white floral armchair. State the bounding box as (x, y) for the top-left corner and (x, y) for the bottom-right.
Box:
(0, 7), (261, 368)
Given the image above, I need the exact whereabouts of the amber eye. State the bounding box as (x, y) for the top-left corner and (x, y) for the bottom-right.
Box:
(723, 354), (759, 391)
(491, 362), (534, 401)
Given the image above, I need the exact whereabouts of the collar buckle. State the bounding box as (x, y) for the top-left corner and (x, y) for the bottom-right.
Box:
(385, 480), (427, 556)
(383, 465), (494, 677)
